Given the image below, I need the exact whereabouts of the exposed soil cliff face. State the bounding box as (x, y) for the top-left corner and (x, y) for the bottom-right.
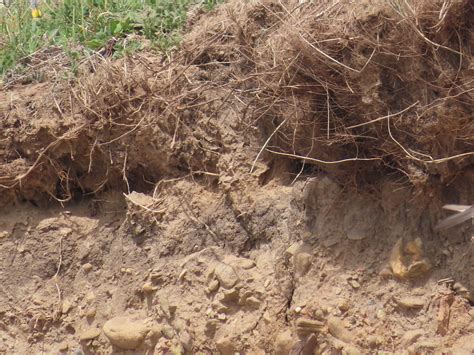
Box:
(1, 0), (473, 353)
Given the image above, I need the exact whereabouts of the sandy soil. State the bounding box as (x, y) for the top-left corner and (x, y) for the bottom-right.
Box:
(1, 0), (473, 354)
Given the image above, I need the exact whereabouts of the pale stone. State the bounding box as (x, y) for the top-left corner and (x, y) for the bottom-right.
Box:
(294, 252), (312, 276)
(103, 317), (160, 350)
(216, 336), (235, 354)
(245, 296), (261, 309)
(275, 330), (295, 355)
(180, 331), (193, 352)
(295, 318), (325, 337)
(80, 328), (100, 341)
(401, 330), (424, 347)
(285, 242), (302, 257)
(327, 317), (354, 344)
(58, 341), (69, 351)
(396, 296), (425, 309)
(61, 300), (72, 314)
(82, 263), (93, 273)
(142, 282), (155, 294)
(214, 263), (239, 289)
(208, 279), (220, 293)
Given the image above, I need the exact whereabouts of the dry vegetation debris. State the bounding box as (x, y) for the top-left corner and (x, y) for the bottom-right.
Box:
(0, 1), (473, 354)
(1, 0), (473, 202)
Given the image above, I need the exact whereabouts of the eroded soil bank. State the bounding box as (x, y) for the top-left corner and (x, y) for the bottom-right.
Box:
(1, 0), (473, 353)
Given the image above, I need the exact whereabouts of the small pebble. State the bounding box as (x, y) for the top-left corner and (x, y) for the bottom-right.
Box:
(85, 291), (95, 303)
(79, 328), (100, 341)
(178, 269), (187, 282)
(142, 282), (155, 294)
(58, 341), (69, 351)
(401, 329), (424, 347)
(82, 263), (93, 273)
(207, 279), (220, 293)
(206, 308), (214, 317)
(395, 296), (425, 309)
(285, 242), (302, 257)
(348, 280), (361, 289)
(86, 307), (96, 319)
(294, 252), (312, 276)
(214, 263), (239, 289)
(246, 296), (261, 309)
(376, 309), (386, 320)
(338, 299), (350, 312)
(62, 300), (72, 314)
(161, 325), (174, 339)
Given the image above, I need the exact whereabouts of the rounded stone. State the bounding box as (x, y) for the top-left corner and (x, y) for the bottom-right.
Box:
(275, 330), (294, 355)
(214, 263), (239, 289)
(103, 317), (159, 350)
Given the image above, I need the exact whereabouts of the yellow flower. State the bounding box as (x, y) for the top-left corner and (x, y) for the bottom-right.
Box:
(31, 8), (42, 18)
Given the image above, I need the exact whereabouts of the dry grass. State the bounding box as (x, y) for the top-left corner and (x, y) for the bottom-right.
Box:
(244, 0), (474, 184)
(1, 0), (473, 204)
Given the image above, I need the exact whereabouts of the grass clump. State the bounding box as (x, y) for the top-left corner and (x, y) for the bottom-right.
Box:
(0, 0), (223, 76)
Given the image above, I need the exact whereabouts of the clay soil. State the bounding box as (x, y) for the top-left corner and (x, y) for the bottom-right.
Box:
(1, 0), (473, 354)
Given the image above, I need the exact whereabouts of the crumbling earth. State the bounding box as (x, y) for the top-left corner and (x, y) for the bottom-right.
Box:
(1, 0), (473, 354)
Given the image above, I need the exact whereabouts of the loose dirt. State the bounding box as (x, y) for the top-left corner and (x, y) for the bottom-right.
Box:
(1, 0), (473, 354)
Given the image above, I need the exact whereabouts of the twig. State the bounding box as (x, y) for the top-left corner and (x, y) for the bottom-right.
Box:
(97, 109), (146, 146)
(266, 149), (381, 164)
(53, 236), (63, 279)
(122, 150), (130, 194)
(294, 33), (359, 73)
(387, 117), (474, 164)
(170, 112), (180, 149)
(53, 283), (62, 321)
(325, 85), (331, 139)
(291, 160), (306, 185)
(88, 138), (98, 173)
(52, 236), (63, 320)
(346, 101), (419, 130)
(250, 119), (287, 173)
